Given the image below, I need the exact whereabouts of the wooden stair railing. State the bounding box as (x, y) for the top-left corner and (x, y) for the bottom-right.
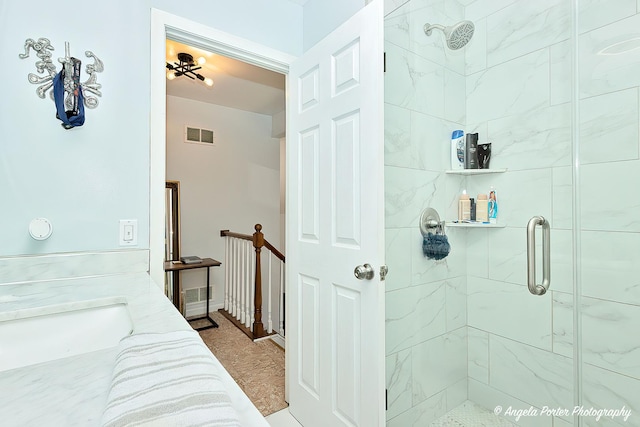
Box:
(220, 224), (285, 340)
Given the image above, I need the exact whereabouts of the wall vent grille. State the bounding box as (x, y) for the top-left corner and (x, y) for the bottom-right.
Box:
(184, 125), (215, 145)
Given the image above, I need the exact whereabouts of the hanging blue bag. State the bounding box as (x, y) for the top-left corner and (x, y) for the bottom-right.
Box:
(52, 67), (85, 129)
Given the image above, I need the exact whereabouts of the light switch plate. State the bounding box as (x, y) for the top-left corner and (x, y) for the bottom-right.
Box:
(119, 219), (138, 246)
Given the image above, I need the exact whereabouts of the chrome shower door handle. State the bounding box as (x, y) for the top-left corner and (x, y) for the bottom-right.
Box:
(526, 216), (550, 296)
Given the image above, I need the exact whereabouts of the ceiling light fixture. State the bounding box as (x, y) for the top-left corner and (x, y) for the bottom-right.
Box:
(166, 52), (213, 87)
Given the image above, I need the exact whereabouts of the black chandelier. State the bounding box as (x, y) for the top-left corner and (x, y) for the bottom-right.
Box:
(166, 52), (213, 86)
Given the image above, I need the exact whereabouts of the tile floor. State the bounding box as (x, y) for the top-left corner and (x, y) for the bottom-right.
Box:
(429, 401), (517, 426)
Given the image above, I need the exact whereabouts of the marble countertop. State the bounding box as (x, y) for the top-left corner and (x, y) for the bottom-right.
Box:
(0, 272), (268, 426)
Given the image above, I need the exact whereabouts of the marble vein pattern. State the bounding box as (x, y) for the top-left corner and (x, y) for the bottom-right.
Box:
(0, 249), (149, 285)
(489, 336), (574, 423)
(579, 88), (639, 165)
(468, 277), (552, 351)
(0, 271), (267, 427)
(581, 296), (640, 380)
(386, 348), (413, 420)
(387, 389), (447, 427)
(579, 0), (637, 34)
(412, 328), (467, 406)
(552, 291), (573, 358)
(466, 49), (549, 124)
(581, 230), (640, 305)
(580, 161), (640, 233)
(468, 380), (554, 427)
(485, 0), (570, 68)
(467, 327), (489, 384)
(386, 281), (447, 354)
(581, 364), (640, 427)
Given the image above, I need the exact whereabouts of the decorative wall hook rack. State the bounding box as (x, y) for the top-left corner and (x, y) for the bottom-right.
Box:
(19, 38), (103, 129)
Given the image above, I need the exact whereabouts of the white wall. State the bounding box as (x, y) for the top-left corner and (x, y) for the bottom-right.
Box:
(166, 96), (281, 309)
(0, 0), (301, 258)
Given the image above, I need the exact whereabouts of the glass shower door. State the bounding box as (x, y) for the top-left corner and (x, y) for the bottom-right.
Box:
(576, 1), (640, 425)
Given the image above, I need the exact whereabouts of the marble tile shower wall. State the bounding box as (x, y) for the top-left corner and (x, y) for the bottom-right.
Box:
(463, 0), (640, 426)
(384, 0), (471, 425)
(385, 0), (640, 425)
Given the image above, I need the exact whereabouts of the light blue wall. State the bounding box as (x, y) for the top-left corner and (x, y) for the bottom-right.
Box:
(0, 0), (302, 257)
(303, 0), (365, 51)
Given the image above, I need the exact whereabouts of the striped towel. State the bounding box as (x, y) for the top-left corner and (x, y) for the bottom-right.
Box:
(101, 331), (241, 427)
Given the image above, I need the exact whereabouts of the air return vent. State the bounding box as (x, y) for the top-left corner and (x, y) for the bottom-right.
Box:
(184, 125), (215, 145)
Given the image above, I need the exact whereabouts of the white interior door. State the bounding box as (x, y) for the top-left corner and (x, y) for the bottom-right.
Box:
(286, 2), (385, 426)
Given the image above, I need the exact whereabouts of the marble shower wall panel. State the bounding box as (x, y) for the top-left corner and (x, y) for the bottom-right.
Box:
(581, 161), (640, 233)
(468, 379), (554, 427)
(384, 42), (446, 118)
(385, 280), (447, 355)
(486, 103), (572, 171)
(385, 166), (445, 228)
(467, 327), (489, 384)
(578, 0), (637, 34)
(552, 291), (573, 358)
(485, 0), (570, 68)
(579, 88), (640, 165)
(467, 277), (552, 351)
(581, 230), (640, 305)
(386, 348), (413, 419)
(411, 328), (467, 406)
(579, 14), (640, 98)
(552, 166), (573, 230)
(549, 40), (572, 106)
(384, 228), (413, 293)
(582, 364), (640, 427)
(466, 50), (550, 124)
(581, 297), (640, 381)
(489, 335), (574, 422)
(386, 389), (447, 427)
(384, 104), (463, 172)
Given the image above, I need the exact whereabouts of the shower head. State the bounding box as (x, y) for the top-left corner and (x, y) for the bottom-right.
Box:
(424, 20), (475, 50)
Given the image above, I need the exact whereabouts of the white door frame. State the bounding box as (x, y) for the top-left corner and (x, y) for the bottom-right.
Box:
(149, 9), (295, 286)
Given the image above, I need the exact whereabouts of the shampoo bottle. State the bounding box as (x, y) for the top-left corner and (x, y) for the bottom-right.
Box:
(476, 194), (489, 222)
(458, 190), (471, 221)
(451, 130), (465, 170)
(488, 188), (498, 224)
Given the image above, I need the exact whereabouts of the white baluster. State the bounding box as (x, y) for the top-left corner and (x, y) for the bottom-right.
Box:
(224, 236), (229, 311)
(249, 244), (255, 329)
(233, 238), (239, 318)
(279, 261), (285, 336)
(267, 252), (273, 333)
(240, 239), (246, 323)
(246, 240), (253, 329)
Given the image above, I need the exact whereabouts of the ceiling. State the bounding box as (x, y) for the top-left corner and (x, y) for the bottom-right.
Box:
(165, 40), (285, 116)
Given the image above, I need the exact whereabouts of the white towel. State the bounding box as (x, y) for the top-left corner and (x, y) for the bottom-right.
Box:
(101, 331), (241, 427)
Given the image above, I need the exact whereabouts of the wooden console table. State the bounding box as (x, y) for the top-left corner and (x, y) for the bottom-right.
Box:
(164, 257), (221, 331)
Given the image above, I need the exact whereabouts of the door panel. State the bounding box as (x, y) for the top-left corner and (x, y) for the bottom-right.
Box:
(287, 1), (385, 426)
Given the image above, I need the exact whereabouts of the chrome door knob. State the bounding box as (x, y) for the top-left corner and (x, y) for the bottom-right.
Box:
(354, 264), (375, 280)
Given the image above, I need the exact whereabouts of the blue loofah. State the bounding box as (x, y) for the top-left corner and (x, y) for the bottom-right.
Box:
(423, 232), (450, 260)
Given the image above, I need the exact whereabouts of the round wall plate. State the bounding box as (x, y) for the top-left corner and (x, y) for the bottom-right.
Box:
(419, 208), (441, 236)
(29, 218), (53, 240)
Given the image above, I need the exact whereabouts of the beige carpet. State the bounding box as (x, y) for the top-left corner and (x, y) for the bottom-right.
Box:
(195, 311), (288, 417)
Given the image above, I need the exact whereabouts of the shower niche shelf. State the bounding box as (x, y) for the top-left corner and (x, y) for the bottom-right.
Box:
(445, 168), (507, 175)
(446, 221), (505, 228)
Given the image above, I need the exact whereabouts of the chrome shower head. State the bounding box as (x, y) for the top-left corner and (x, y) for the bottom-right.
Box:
(424, 20), (475, 50)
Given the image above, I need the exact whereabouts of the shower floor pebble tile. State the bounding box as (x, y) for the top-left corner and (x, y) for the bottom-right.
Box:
(429, 401), (517, 427)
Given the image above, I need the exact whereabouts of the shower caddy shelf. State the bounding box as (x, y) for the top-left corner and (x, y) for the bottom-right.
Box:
(446, 168), (507, 227)
(445, 168), (507, 175)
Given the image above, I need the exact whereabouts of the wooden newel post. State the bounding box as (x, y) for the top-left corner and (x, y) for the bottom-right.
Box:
(252, 224), (266, 338)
